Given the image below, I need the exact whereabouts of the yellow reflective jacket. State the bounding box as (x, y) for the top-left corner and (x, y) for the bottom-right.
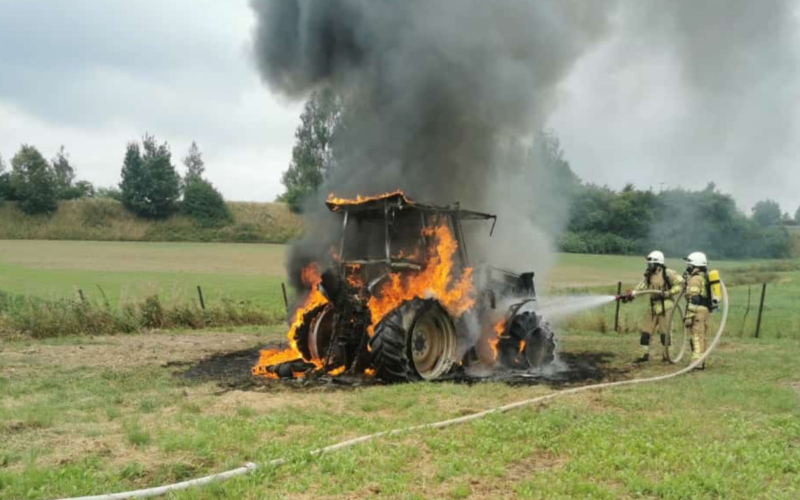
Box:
(685, 270), (710, 315)
(635, 267), (684, 315)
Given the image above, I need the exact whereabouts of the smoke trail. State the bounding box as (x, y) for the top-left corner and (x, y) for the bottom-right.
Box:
(250, 0), (617, 283)
(555, 0), (800, 211)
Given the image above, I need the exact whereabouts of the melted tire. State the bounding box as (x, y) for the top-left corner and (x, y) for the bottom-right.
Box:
(523, 319), (556, 369)
(497, 312), (556, 369)
(293, 304), (328, 362)
(496, 312), (531, 368)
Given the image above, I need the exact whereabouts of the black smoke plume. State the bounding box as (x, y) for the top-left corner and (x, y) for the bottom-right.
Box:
(250, 0), (616, 287)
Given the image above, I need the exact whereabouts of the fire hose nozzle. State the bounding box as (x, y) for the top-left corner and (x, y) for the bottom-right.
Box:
(616, 290), (637, 303)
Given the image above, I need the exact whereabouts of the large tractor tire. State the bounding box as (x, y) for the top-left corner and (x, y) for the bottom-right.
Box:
(496, 312), (556, 370)
(294, 304), (334, 364)
(369, 298), (458, 383)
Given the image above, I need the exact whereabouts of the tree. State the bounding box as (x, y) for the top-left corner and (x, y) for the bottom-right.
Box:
(279, 89), (342, 211)
(119, 135), (181, 219)
(0, 151), (11, 202)
(182, 178), (231, 226)
(795, 206), (800, 224)
(183, 141), (205, 185)
(752, 199), (782, 227)
(51, 146), (75, 194)
(10, 145), (58, 215)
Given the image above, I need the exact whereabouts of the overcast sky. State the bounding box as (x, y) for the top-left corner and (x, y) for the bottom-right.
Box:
(1, 0), (798, 214)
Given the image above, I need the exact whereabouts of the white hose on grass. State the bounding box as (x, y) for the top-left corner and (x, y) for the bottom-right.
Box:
(54, 283), (729, 500)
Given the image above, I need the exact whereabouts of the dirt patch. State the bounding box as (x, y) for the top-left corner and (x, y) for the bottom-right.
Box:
(0, 332), (266, 377)
(181, 346), (630, 392)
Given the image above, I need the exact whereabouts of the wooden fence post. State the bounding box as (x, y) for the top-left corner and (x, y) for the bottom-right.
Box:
(197, 286), (206, 311)
(755, 283), (767, 339)
(614, 281), (622, 333)
(281, 283), (290, 313)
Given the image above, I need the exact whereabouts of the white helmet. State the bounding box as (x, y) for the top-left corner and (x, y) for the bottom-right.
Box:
(685, 251), (708, 268)
(646, 251), (665, 266)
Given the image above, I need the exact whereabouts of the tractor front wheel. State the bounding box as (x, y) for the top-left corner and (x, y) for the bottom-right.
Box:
(496, 311), (556, 370)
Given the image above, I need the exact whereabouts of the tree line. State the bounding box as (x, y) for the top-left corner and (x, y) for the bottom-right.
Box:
(0, 137), (230, 226)
(279, 91), (798, 259)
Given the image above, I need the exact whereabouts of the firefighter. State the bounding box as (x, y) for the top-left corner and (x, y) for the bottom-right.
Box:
(684, 251), (712, 369)
(621, 251), (684, 363)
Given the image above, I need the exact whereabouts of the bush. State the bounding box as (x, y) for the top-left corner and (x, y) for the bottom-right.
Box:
(182, 179), (232, 226)
(9, 145), (58, 215)
(0, 293), (282, 339)
(559, 231), (638, 255)
(120, 135), (181, 219)
(96, 186), (123, 201)
(61, 180), (95, 200)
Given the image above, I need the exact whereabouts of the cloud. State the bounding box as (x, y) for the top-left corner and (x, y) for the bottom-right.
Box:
(0, 0), (300, 201)
(0, 0), (798, 214)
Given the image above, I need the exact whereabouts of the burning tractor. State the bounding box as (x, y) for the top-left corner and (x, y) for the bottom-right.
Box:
(253, 192), (556, 383)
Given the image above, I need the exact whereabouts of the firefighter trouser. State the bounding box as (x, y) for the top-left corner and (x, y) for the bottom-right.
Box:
(685, 306), (710, 361)
(640, 308), (670, 358)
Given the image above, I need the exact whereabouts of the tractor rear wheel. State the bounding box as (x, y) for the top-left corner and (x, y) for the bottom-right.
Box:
(369, 298), (458, 383)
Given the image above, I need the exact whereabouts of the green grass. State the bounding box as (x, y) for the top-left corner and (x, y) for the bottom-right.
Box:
(0, 331), (797, 499)
(0, 240), (288, 306)
(0, 199), (302, 244)
(0, 244), (798, 497)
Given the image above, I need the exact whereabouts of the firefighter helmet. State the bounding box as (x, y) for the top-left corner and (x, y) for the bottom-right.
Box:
(684, 251), (708, 268)
(646, 251), (665, 266)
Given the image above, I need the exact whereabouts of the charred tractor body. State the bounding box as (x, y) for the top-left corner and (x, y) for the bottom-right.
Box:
(253, 192), (555, 383)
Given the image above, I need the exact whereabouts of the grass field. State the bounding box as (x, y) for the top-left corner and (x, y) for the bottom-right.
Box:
(0, 240), (288, 307)
(1, 241), (799, 499)
(2, 240), (796, 340)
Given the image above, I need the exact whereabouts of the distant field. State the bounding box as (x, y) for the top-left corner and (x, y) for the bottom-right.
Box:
(1, 239), (798, 339)
(0, 240), (288, 308)
(547, 253), (756, 290)
(0, 241), (651, 305)
(0, 240), (730, 296)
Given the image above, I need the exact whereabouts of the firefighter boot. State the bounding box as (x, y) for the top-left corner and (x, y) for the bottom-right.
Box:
(635, 332), (651, 363)
(691, 332), (705, 370)
(660, 333), (670, 362)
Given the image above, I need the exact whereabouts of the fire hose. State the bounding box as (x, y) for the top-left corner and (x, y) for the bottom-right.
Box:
(54, 282), (729, 500)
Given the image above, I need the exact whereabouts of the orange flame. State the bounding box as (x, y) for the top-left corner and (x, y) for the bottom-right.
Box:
(489, 319), (505, 360)
(345, 264), (364, 288)
(367, 224), (475, 333)
(328, 366), (346, 377)
(252, 222), (476, 380)
(252, 265), (328, 378)
(327, 189), (412, 207)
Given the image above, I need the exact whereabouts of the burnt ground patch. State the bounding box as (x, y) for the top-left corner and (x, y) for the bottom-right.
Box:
(177, 345), (631, 392)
